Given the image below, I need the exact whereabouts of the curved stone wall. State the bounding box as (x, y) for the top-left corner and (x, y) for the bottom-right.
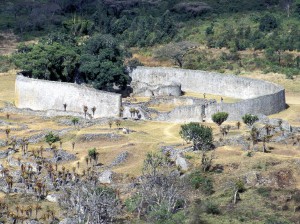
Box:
(131, 67), (286, 121)
(15, 75), (121, 118)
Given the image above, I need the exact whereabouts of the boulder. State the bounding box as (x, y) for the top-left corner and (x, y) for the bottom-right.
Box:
(122, 128), (129, 134)
(175, 154), (189, 171)
(59, 218), (77, 224)
(99, 170), (113, 184)
(46, 194), (59, 203)
(244, 171), (260, 186)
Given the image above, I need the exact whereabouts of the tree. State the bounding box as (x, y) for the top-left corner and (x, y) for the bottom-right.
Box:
(154, 41), (198, 68)
(71, 117), (79, 127)
(80, 34), (130, 90)
(5, 127), (11, 139)
(14, 35), (79, 82)
(236, 121), (241, 129)
(91, 106), (96, 117)
(259, 14), (279, 32)
(83, 105), (88, 119)
(88, 148), (98, 165)
(45, 132), (60, 148)
(242, 114), (259, 127)
(179, 122), (213, 151)
(212, 112), (229, 126)
(108, 120), (113, 128)
(129, 152), (186, 223)
(249, 127), (259, 149)
(280, 0), (294, 17)
(59, 184), (120, 223)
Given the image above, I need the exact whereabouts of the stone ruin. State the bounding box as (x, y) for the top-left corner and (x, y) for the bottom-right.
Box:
(14, 66), (286, 122)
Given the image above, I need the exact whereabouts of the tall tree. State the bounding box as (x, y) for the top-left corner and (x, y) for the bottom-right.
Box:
(80, 34), (130, 90)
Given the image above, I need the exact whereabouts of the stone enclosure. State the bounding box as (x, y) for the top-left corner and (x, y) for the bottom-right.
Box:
(130, 67), (286, 122)
(14, 67), (286, 122)
(15, 75), (121, 118)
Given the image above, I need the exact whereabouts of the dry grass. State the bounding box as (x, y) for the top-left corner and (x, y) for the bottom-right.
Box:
(0, 71), (16, 107)
(242, 72), (300, 126)
(0, 71), (300, 222)
(132, 53), (174, 67)
(183, 91), (240, 103)
(0, 31), (18, 55)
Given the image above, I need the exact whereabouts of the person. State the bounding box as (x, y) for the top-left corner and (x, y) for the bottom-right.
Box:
(221, 97), (223, 103)
(203, 93), (206, 99)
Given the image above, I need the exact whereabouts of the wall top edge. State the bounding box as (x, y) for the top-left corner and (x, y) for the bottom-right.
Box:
(16, 74), (121, 97)
(132, 66), (285, 92)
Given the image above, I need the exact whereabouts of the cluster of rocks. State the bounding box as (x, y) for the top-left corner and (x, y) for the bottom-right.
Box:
(243, 169), (294, 188)
(78, 133), (122, 142)
(108, 151), (129, 168)
(46, 149), (77, 163)
(161, 145), (192, 171)
(130, 80), (182, 97)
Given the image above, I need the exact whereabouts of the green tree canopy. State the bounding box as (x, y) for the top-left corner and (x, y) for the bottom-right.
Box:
(179, 122), (213, 151)
(212, 112), (229, 126)
(14, 35), (80, 82)
(45, 132), (60, 147)
(242, 114), (259, 127)
(80, 34), (130, 90)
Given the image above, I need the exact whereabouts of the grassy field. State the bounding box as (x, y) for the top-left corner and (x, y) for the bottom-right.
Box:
(0, 69), (300, 222)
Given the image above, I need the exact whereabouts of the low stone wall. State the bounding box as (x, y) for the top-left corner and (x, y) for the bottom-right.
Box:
(131, 81), (181, 97)
(131, 67), (286, 121)
(15, 75), (121, 118)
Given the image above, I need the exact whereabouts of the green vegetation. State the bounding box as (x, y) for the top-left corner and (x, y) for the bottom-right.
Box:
(242, 113), (259, 127)
(212, 112), (229, 126)
(180, 122), (213, 151)
(0, 0), (298, 84)
(45, 131), (60, 147)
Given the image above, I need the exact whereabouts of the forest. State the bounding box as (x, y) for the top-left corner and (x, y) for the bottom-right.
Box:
(0, 0), (299, 88)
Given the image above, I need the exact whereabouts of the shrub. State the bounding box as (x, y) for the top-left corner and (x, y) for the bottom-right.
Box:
(212, 112), (229, 126)
(259, 14), (279, 32)
(203, 201), (220, 215)
(45, 132), (60, 147)
(180, 122), (213, 151)
(257, 187), (271, 198)
(242, 114), (259, 127)
(189, 171), (214, 195)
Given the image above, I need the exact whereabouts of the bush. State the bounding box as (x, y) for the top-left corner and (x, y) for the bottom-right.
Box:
(242, 114), (259, 127)
(212, 112), (229, 126)
(259, 14), (279, 32)
(45, 132), (60, 147)
(189, 171), (214, 195)
(257, 187), (271, 198)
(180, 122), (213, 151)
(203, 201), (220, 215)
(235, 179), (246, 193)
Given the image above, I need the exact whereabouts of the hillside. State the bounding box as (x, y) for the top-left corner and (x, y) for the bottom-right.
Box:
(0, 0), (300, 223)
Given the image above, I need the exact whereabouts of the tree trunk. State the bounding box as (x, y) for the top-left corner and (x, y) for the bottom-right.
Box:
(233, 190), (240, 204)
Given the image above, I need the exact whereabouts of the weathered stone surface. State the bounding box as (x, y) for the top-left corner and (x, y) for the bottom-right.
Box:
(46, 194), (59, 203)
(59, 218), (77, 224)
(131, 67), (286, 121)
(24, 220), (40, 224)
(109, 151), (129, 167)
(0, 149), (10, 159)
(131, 81), (182, 97)
(15, 75), (121, 118)
(98, 170), (113, 184)
(175, 154), (189, 171)
(244, 171), (260, 186)
(78, 133), (122, 142)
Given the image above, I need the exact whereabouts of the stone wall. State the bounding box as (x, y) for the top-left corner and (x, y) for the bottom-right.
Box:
(131, 67), (286, 121)
(131, 81), (181, 97)
(15, 75), (121, 118)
